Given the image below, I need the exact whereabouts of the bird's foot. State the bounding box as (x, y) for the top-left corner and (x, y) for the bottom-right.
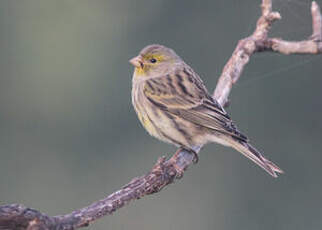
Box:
(179, 147), (199, 164)
(190, 149), (199, 164)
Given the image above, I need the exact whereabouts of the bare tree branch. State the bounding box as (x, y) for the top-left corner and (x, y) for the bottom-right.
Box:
(262, 2), (322, 55)
(1, 1), (321, 230)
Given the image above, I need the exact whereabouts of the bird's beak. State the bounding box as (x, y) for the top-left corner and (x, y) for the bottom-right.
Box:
(129, 56), (143, 68)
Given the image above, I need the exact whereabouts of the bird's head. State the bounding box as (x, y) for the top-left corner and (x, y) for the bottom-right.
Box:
(130, 44), (181, 78)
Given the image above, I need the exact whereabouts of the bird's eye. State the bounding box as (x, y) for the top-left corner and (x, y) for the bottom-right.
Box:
(150, 58), (157, 63)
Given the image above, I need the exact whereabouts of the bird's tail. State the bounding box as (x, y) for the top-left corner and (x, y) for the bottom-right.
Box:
(225, 137), (284, 177)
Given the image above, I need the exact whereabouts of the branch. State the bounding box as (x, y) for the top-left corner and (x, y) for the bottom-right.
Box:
(214, 1), (322, 106)
(1, 1), (321, 229)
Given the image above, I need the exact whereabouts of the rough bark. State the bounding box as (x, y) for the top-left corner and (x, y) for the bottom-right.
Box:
(1, 1), (321, 230)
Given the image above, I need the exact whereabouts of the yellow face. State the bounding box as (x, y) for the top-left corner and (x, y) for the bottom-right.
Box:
(134, 53), (166, 76)
(130, 44), (180, 78)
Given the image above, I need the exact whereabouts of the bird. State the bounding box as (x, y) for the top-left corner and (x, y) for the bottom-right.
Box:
(130, 44), (283, 177)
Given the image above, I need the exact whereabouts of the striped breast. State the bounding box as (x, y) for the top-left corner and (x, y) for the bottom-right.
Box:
(132, 70), (202, 148)
(132, 81), (164, 141)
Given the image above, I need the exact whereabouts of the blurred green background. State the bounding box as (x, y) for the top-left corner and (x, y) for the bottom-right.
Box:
(1, 0), (322, 229)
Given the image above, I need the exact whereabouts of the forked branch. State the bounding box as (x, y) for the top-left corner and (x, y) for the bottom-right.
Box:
(1, 1), (321, 230)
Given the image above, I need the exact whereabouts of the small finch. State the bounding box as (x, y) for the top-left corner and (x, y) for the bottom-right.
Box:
(130, 44), (283, 177)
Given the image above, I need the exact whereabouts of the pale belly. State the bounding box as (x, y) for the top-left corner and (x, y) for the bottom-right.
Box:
(132, 85), (209, 148)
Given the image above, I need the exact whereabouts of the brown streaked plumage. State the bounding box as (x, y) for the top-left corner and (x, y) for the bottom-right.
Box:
(130, 44), (283, 177)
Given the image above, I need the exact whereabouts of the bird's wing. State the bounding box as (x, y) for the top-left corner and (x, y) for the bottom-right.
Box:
(143, 67), (248, 141)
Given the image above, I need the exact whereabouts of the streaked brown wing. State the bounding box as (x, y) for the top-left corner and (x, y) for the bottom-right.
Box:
(143, 68), (248, 141)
